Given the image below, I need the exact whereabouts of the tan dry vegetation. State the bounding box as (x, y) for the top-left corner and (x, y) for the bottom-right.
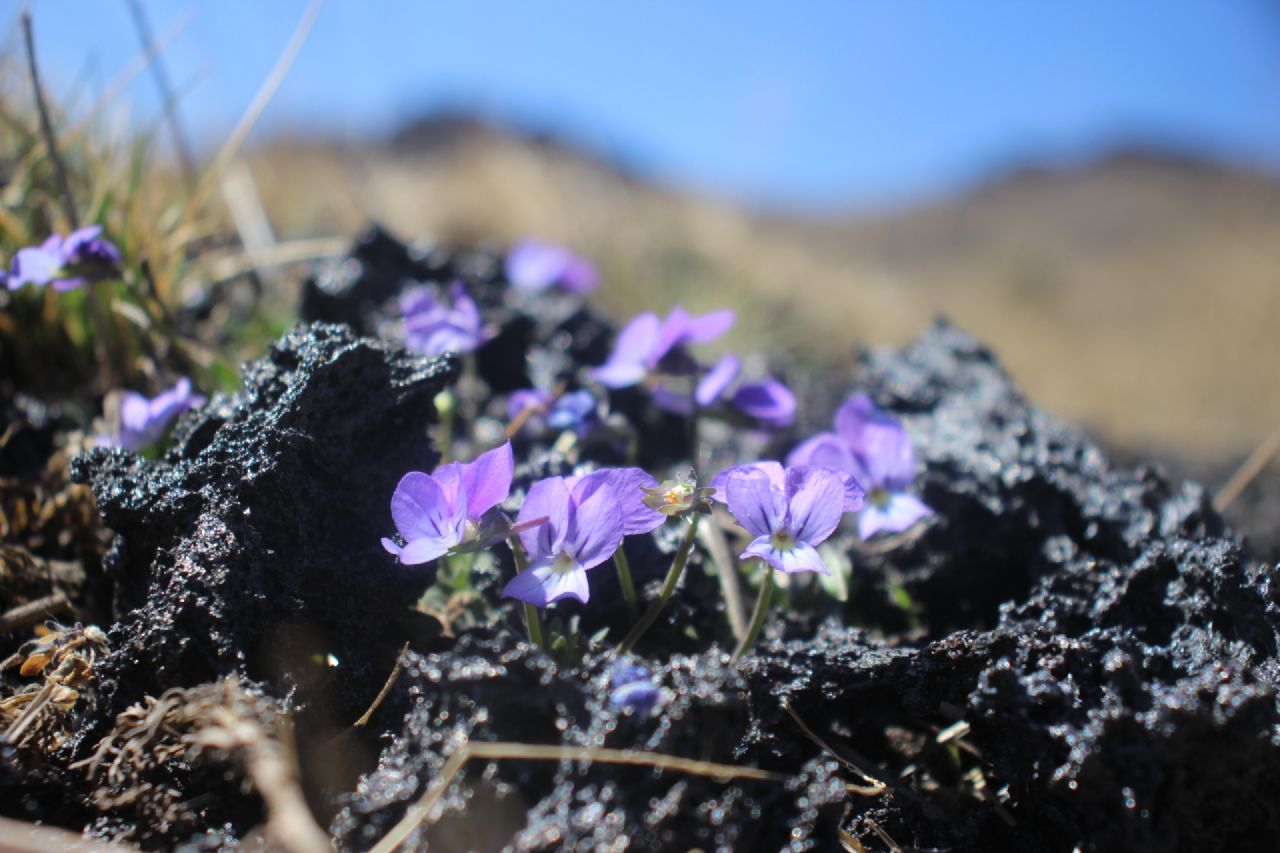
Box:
(245, 121), (1280, 459)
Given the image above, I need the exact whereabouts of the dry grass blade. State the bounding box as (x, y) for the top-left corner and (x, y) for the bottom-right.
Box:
(124, 0), (196, 185)
(199, 236), (348, 284)
(91, 5), (195, 118)
(781, 698), (887, 796)
(698, 506), (747, 641)
(369, 739), (787, 853)
(73, 679), (330, 853)
(864, 818), (903, 853)
(1214, 424), (1280, 511)
(839, 825), (869, 853)
(194, 0), (322, 211)
(354, 642), (409, 727)
(0, 815), (140, 852)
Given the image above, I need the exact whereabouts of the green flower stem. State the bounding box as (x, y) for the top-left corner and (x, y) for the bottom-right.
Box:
(732, 562), (776, 664)
(508, 538), (545, 650)
(613, 547), (639, 621)
(617, 514), (701, 654)
(689, 404), (702, 477)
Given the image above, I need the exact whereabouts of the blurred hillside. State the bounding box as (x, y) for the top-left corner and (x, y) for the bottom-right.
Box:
(245, 117), (1280, 460)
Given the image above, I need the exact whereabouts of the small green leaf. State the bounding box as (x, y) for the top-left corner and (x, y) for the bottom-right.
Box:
(817, 543), (851, 602)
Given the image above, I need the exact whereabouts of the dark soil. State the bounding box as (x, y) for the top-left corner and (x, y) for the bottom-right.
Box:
(1, 228), (1276, 852)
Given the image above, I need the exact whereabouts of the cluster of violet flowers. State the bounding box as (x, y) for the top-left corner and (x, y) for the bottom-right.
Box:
(395, 240), (796, 450)
(381, 243), (934, 663)
(589, 305), (796, 429)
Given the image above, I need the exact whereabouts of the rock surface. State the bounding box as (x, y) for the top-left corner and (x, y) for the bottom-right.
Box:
(333, 320), (1280, 852)
(72, 323), (456, 720)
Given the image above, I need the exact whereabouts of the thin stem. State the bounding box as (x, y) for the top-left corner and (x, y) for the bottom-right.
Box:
(689, 406), (702, 477)
(617, 514), (701, 654)
(508, 539), (544, 649)
(613, 547), (639, 621)
(732, 562), (775, 664)
(435, 389), (455, 463)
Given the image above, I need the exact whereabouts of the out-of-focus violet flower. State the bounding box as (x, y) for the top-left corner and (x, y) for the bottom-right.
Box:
(653, 353), (797, 428)
(720, 464), (853, 575)
(787, 394), (932, 539)
(101, 378), (205, 451)
(505, 239), (599, 293)
(506, 388), (598, 436)
(730, 380), (796, 428)
(381, 442), (514, 565)
(710, 460), (864, 514)
(502, 471), (624, 606)
(7, 226), (122, 291)
(401, 282), (491, 356)
(568, 467), (666, 535)
(609, 658), (661, 715)
(590, 305), (735, 389)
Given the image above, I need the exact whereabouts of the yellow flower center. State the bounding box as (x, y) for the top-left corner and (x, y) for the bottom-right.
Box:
(552, 552), (577, 575)
(663, 484), (692, 505)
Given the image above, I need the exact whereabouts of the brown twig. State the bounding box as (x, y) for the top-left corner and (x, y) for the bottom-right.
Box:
(369, 739), (786, 853)
(0, 592), (70, 636)
(502, 379), (568, 440)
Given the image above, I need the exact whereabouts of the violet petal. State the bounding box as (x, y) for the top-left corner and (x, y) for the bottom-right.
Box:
(725, 467), (783, 539)
(460, 441), (514, 519)
(784, 467), (845, 546)
(516, 477), (572, 558)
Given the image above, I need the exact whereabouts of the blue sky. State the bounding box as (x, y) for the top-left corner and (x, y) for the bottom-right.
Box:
(14, 0), (1280, 210)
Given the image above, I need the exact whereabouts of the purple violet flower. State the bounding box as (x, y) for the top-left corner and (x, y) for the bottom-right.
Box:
(567, 467), (666, 535)
(400, 282), (491, 356)
(506, 388), (598, 436)
(711, 459), (864, 516)
(787, 394), (932, 539)
(7, 226), (122, 291)
(502, 471), (625, 606)
(653, 353), (797, 428)
(101, 378), (205, 451)
(719, 464), (853, 574)
(590, 305), (735, 389)
(609, 658), (661, 715)
(505, 239), (599, 293)
(381, 442), (514, 564)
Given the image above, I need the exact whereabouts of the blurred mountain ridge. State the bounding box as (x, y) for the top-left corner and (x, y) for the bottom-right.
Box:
(246, 115), (1280, 459)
